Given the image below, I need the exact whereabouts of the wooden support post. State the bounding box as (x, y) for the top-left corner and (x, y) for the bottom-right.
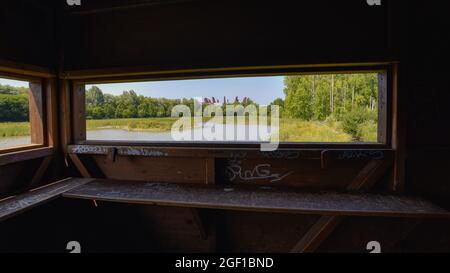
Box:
(69, 154), (92, 178)
(29, 82), (44, 145)
(72, 83), (87, 144)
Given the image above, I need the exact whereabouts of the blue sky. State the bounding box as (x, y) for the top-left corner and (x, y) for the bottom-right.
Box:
(86, 76), (285, 105)
(0, 78), (29, 87)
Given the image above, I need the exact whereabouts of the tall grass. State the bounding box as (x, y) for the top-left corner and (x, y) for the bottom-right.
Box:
(86, 118), (179, 132)
(0, 122), (30, 137)
(1, 118), (377, 143)
(278, 119), (353, 142)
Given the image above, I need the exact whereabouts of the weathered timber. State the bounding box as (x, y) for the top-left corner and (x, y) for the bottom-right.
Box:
(62, 179), (450, 219)
(0, 178), (93, 222)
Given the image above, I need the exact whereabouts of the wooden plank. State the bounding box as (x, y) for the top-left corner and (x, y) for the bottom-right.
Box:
(0, 178), (93, 222)
(62, 179), (450, 219)
(69, 154), (92, 178)
(0, 59), (54, 78)
(29, 82), (44, 145)
(62, 63), (393, 81)
(93, 156), (210, 184)
(0, 147), (54, 167)
(68, 144), (392, 160)
(321, 150), (393, 168)
(0, 144), (45, 155)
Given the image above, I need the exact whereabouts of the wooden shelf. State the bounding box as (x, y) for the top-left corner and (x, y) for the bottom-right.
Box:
(0, 178), (93, 222)
(62, 179), (450, 219)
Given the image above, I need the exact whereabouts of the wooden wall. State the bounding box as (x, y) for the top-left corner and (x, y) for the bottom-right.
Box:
(62, 0), (395, 70)
(403, 2), (450, 207)
(1, 0), (450, 252)
(0, 0), (59, 197)
(0, 0), (56, 68)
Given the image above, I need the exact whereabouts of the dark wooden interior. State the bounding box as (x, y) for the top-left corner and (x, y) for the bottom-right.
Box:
(1, 0), (450, 253)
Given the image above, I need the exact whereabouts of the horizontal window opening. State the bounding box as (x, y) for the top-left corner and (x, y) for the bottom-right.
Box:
(0, 77), (32, 150)
(84, 72), (385, 144)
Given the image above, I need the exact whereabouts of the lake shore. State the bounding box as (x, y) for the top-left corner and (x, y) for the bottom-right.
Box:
(0, 117), (378, 147)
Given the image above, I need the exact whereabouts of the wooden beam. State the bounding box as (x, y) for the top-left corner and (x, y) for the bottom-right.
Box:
(0, 147), (54, 167)
(28, 156), (53, 189)
(391, 63), (406, 193)
(69, 154), (92, 178)
(0, 59), (54, 78)
(291, 159), (392, 253)
(59, 80), (73, 155)
(62, 63), (394, 81)
(0, 178), (93, 223)
(45, 79), (59, 148)
(347, 160), (392, 192)
(290, 216), (341, 253)
(29, 82), (45, 145)
(68, 144), (393, 160)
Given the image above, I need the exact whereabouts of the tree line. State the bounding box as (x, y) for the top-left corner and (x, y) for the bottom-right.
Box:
(85, 86), (259, 120)
(281, 73), (379, 140)
(0, 84), (29, 122)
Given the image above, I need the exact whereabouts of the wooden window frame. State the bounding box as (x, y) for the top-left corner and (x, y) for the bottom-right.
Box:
(69, 63), (396, 150)
(0, 66), (57, 156)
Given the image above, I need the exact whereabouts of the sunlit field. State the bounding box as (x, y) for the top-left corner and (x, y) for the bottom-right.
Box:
(0, 118), (378, 143)
(0, 122), (30, 137)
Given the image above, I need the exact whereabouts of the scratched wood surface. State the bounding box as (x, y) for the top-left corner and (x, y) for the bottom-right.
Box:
(0, 178), (93, 222)
(62, 179), (450, 218)
(69, 145), (395, 189)
(92, 156), (213, 184)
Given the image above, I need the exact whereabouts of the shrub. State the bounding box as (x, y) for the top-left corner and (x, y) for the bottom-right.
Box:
(341, 108), (372, 140)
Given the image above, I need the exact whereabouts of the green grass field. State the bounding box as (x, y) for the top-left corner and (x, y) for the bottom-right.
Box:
(0, 118), (377, 142)
(86, 118), (179, 132)
(0, 122), (30, 137)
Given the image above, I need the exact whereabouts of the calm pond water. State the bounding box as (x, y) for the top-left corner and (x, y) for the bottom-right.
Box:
(0, 124), (273, 148)
(0, 136), (31, 149)
(87, 123), (272, 142)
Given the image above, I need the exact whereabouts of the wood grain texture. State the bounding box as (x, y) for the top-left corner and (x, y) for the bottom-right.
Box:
(0, 178), (93, 222)
(62, 179), (450, 219)
(69, 154), (92, 178)
(290, 215), (341, 253)
(0, 147), (54, 167)
(29, 82), (44, 145)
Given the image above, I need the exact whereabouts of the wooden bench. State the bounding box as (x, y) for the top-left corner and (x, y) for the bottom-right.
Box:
(2, 177), (449, 225)
(0, 178), (93, 222)
(61, 179), (450, 219)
